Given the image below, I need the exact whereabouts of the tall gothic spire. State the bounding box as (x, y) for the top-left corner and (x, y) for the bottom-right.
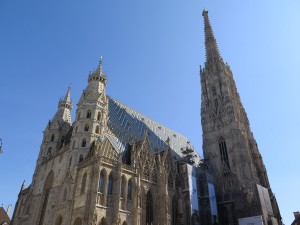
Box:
(202, 10), (223, 63)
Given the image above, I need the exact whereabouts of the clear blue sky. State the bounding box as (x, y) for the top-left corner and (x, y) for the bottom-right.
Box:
(0, 0), (299, 224)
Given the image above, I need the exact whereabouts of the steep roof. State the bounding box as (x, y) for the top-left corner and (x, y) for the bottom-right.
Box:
(107, 97), (201, 164)
(0, 207), (10, 225)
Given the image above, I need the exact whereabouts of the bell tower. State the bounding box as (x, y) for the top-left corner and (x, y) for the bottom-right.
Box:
(200, 10), (282, 225)
(71, 57), (109, 162)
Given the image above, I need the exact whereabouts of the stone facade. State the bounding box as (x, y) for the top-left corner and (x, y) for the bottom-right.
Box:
(11, 58), (211, 225)
(200, 10), (282, 225)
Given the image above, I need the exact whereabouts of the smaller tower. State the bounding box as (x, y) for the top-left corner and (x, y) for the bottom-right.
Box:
(71, 57), (109, 163)
(37, 86), (73, 161)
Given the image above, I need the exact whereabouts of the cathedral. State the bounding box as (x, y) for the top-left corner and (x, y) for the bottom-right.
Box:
(11, 10), (281, 225)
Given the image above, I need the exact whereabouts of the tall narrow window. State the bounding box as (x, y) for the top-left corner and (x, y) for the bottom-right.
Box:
(69, 157), (72, 167)
(79, 155), (84, 162)
(121, 176), (126, 198)
(107, 173), (113, 195)
(99, 170), (105, 193)
(127, 179), (132, 200)
(47, 147), (52, 155)
(146, 191), (153, 225)
(50, 134), (55, 142)
(86, 110), (92, 118)
(84, 124), (89, 132)
(97, 112), (101, 121)
(219, 137), (230, 169)
(172, 196), (178, 225)
(95, 126), (100, 134)
(81, 139), (86, 147)
(72, 141), (75, 149)
(212, 86), (217, 96)
(38, 171), (54, 225)
(81, 173), (87, 193)
(77, 112), (81, 120)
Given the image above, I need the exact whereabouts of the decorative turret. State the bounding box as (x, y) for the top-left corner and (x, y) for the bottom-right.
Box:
(53, 85), (73, 124)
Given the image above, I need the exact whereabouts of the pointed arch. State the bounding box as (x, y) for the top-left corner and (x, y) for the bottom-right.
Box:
(77, 111), (81, 120)
(81, 172), (87, 193)
(122, 221), (128, 225)
(84, 124), (89, 132)
(146, 190), (153, 225)
(38, 171), (54, 225)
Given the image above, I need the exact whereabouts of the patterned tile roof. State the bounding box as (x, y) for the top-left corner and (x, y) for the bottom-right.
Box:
(107, 97), (201, 164)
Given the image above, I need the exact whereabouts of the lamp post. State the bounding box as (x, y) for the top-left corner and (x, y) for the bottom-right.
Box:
(0, 138), (3, 155)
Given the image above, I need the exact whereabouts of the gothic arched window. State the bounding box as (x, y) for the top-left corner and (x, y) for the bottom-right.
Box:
(47, 147), (52, 156)
(95, 126), (100, 134)
(121, 176), (126, 198)
(84, 124), (89, 132)
(127, 179), (132, 200)
(86, 110), (92, 119)
(219, 137), (230, 169)
(81, 173), (87, 194)
(146, 190), (153, 225)
(50, 134), (55, 142)
(97, 112), (101, 121)
(79, 154), (84, 162)
(77, 112), (81, 120)
(81, 139), (86, 147)
(107, 173), (113, 195)
(99, 170), (105, 193)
